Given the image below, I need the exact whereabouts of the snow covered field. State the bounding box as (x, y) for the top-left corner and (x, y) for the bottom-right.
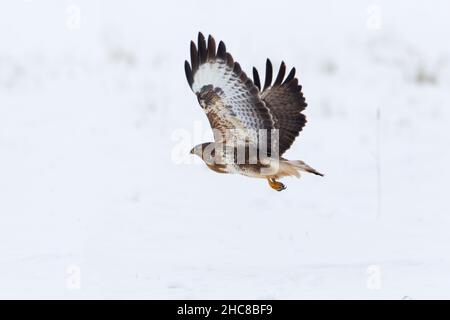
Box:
(1, 0), (449, 299)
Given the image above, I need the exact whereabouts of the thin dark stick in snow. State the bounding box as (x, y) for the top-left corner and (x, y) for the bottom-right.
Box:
(376, 107), (382, 219)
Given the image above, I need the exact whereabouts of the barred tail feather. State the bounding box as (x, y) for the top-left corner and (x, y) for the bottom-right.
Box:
(289, 160), (324, 176)
(277, 160), (324, 178)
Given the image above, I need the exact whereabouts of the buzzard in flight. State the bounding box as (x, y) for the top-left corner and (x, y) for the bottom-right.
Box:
(185, 33), (323, 191)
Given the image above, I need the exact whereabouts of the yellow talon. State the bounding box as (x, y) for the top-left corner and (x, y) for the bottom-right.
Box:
(268, 178), (286, 191)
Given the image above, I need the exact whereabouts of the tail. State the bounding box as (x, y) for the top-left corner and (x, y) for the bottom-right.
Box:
(279, 160), (324, 178)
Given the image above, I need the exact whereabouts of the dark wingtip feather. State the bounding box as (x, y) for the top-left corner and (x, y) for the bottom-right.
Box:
(274, 61), (286, 86)
(198, 32), (207, 64)
(207, 35), (216, 61)
(226, 52), (234, 67)
(190, 41), (198, 72)
(233, 62), (242, 74)
(253, 67), (261, 91)
(263, 59), (273, 90)
(184, 60), (193, 88)
(217, 41), (226, 60)
(283, 67), (296, 84)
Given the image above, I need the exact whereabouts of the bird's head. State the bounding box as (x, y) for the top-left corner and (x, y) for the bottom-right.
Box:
(190, 142), (214, 159)
(190, 144), (203, 158)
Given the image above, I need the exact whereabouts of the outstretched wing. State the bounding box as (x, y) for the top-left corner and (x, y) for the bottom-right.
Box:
(253, 59), (307, 156)
(184, 33), (274, 145)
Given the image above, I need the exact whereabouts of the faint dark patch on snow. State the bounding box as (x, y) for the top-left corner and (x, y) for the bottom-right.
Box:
(319, 97), (347, 118)
(151, 53), (167, 70)
(394, 117), (412, 129)
(414, 64), (438, 85)
(62, 64), (84, 80)
(429, 105), (444, 120)
(320, 60), (338, 75)
(146, 101), (158, 113)
(101, 28), (137, 67)
(319, 98), (334, 118)
(129, 192), (141, 203)
(0, 57), (25, 89)
(17, 253), (75, 263)
(367, 35), (449, 86)
(167, 282), (185, 289)
(107, 46), (136, 67)
(134, 100), (159, 129)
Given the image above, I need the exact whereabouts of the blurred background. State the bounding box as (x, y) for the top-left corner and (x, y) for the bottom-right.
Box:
(0, 0), (449, 299)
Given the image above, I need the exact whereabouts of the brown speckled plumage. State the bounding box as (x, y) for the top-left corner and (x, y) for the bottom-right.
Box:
(185, 33), (323, 191)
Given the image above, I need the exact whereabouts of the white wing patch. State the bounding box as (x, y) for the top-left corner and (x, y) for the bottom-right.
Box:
(192, 62), (231, 93)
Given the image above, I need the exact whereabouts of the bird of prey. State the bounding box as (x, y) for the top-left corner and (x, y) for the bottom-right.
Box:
(184, 33), (323, 191)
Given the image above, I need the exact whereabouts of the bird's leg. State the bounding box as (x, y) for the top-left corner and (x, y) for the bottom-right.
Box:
(268, 178), (286, 191)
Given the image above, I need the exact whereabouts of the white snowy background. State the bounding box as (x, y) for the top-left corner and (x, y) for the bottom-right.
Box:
(0, 0), (449, 299)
